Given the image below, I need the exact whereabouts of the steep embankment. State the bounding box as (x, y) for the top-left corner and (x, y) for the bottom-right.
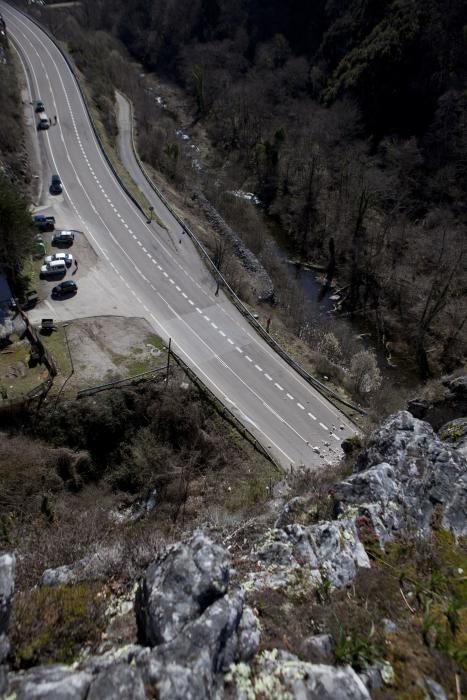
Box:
(1, 376), (466, 698)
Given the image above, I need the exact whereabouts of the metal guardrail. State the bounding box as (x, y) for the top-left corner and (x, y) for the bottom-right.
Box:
(169, 348), (283, 475)
(16, 7), (366, 420)
(126, 98), (367, 419)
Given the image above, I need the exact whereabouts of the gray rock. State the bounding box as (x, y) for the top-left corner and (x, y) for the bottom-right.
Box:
(41, 561), (84, 587)
(7, 665), (92, 700)
(382, 618), (397, 634)
(138, 586), (258, 699)
(247, 519), (370, 592)
(358, 664), (383, 692)
(41, 545), (126, 586)
(134, 531), (259, 699)
(227, 650), (371, 699)
(408, 374), (467, 429)
(87, 664), (145, 700)
(193, 191), (275, 302)
(301, 633), (335, 664)
(448, 375), (467, 398)
(80, 645), (143, 673)
(136, 530), (230, 646)
(439, 417), (467, 458)
(110, 490), (157, 524)
(423, 676), (447, 700)
(0, 552), (15, 662)
(334, 411), (467, 543)
(236, 606), (261, 661)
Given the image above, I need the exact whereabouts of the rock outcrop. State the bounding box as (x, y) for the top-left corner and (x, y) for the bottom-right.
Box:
(7, 533), (259, 700)
(225, 649), (371, 700)
(408, 374), (467, 429)
(4, 410), (464, 700)
(193, 191), (275, 302)
(0, 552), (15, 664)
(136, 530), (230, 645)
(439, 416), (467, 458)
(135, 530), (259, 698)
(333, 411), (467, 543)
(246, 519), (370, 592)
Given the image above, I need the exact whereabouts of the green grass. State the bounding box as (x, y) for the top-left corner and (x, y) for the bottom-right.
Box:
(0, 339), (48, 399)
(224, 460), (280, 512)
(9, 584), (105, 669)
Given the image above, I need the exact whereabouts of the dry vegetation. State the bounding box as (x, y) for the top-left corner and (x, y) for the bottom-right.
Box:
(0, 373), (277, 590)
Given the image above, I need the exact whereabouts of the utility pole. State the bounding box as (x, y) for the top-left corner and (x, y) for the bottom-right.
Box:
(147, 205), (154, 224)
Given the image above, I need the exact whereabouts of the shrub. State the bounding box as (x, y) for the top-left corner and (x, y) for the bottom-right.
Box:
(9, 584), (105, 669)
(349, 350), (382, 395)
(334, 624), (378, 670)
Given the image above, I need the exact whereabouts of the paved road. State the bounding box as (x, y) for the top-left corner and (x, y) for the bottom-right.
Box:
(2, 2), (357, 468)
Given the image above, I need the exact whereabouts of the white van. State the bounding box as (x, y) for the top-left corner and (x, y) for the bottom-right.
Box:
(38, 114), (50, 130)
(40, 260), (66, 278)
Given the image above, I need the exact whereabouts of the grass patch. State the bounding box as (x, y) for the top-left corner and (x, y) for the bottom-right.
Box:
(224, 460), (279, 512)
(9, 583), (105, 669)
(40, 324), (73, 387)
(0, 339), (48, 399)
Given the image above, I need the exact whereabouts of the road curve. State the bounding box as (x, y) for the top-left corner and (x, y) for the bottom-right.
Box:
(2, 2), (357, 468)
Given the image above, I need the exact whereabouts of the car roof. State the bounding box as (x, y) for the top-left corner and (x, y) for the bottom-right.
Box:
(61, 280), (76, 287)
(51, 174), (61, 180)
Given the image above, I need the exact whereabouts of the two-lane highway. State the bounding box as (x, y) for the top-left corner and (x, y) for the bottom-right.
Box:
(2, 2), (357, 468)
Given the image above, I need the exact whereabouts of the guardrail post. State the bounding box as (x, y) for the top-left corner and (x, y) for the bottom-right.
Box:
(166, 338), (171, 385)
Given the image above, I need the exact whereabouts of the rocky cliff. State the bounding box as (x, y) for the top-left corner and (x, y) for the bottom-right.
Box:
(1, 409), (466, 699)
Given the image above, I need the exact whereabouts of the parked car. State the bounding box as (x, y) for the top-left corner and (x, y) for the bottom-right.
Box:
(52, 230), (74, 246)
(40, 260), (67, 278)
(33, 214), (55, 232)
(50, 174), (62, 194)
(52, 280), (77, 298)
(45, 252), (73, 267)
(35, 100), (45, 113)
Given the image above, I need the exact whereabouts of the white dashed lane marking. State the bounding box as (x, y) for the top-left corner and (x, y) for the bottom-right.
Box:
(308, 412), (316, 420)
(320, 422), (328, 431)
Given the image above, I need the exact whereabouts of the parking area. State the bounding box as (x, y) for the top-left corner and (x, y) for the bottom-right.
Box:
(27, 205), (137, 324)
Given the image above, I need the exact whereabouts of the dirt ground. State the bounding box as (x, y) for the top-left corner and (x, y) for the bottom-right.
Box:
(64, 316), (165, 390)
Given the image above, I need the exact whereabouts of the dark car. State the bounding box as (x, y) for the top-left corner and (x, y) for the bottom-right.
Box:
(35, 100), (45, 113)
(50, 174), (62, 195)
(52, 230), (74, 246)
(33, 214), (55, 232)
(51, 280), (77, 298)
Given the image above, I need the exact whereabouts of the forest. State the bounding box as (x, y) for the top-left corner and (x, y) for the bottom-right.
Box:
(43, 0), (466, 380)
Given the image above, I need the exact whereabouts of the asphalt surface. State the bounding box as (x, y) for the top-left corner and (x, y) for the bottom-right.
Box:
(2, 2), (357, 469)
